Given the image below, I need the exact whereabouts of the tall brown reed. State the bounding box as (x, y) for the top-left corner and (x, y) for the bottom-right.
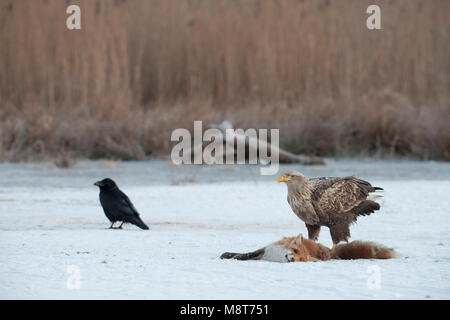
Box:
(0, 0), (449, 161)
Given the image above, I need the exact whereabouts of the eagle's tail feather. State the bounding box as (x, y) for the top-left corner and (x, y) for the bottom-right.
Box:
(352, 200), (380, 217)
(332, 241), (398, 260)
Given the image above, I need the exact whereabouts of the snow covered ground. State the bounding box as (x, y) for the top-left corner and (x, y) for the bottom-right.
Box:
(0, 160), (449, 299)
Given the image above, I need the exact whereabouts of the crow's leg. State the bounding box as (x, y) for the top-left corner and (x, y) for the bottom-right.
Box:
(118, 221), (124, 229)
(109, 222), (115, 229)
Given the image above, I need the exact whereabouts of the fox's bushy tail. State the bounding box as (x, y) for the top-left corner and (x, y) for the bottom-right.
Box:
(332, 241), (398, 260)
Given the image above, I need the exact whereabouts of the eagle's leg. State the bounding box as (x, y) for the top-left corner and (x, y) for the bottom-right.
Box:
(329, 223), (351, 246)
(306, 224), (321, 241)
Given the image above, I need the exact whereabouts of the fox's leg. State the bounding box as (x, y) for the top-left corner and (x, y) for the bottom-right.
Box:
(220, 248), (265, 260)
(220, 252), (239, 259)
(307, 256), (320, 262)
(306, 224), (321, 241)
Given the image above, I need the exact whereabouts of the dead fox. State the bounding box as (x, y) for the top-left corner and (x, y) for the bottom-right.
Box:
(220, 234), (398, 263)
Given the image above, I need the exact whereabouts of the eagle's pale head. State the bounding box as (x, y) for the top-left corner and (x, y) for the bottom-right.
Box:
(278, 171), (308, 184)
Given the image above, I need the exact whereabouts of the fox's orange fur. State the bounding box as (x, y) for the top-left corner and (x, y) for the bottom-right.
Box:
(221, 234), (398, 263)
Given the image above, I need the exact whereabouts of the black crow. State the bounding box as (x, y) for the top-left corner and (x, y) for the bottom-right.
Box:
(94, 178), (149, 230)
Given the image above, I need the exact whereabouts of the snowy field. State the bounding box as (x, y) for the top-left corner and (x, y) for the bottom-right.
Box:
(0, 159), (449, 299)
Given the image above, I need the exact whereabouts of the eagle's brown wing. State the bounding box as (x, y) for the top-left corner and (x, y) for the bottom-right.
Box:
(310, 176), (375, 222)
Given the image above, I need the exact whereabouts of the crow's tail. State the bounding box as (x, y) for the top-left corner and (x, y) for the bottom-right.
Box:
(129, 215), (149, 230)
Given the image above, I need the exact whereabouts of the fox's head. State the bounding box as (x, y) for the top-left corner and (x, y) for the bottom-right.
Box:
(288, 234), (310, 262)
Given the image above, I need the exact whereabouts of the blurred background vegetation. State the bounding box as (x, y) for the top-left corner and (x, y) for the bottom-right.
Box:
(0, 0), (449, 162)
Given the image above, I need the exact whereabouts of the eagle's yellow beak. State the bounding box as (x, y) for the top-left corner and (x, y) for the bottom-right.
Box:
(278, 174), (289, 183)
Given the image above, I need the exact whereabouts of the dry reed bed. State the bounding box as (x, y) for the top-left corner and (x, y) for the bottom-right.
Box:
(0, 0), (449, 161)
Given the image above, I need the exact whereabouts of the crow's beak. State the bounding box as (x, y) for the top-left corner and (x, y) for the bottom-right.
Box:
(94, 181), (102, 187)
(278, 174), (289, 183)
